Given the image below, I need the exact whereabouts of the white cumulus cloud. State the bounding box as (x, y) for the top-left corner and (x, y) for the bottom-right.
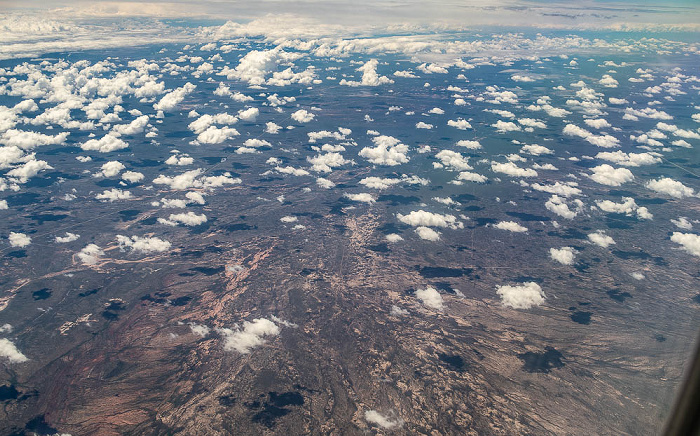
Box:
(496, 282), (545, 309)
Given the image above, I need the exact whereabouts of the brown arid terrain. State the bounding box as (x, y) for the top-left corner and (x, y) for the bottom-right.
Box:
(1, 190), (697, 435)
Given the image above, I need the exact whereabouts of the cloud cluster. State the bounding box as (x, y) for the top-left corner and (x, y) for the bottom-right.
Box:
(358, 135), (409, 166)
(595, 197), (652, 220)
(545, 195), (583, 219)
(153, 169), (241, 190)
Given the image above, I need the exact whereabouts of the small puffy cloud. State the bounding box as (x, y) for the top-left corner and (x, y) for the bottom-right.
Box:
(584, 118), (611, 129)
(165, 154), (194, 166)
(112, 115), (149, 136)
(190, 324), (210, 337)
(344, 193), (375, 203)
(415, 226), (441, 241)
(397, 210), (462, 229)
(670, 232), (700, 257)
(55, 232), (80, 243)
(436, 150), (472, 171)
(0, 338), (28, 363)
(492, 120), (521, 133)
(358, 135), (409, 166)
(532, 183), (581, 197)
(385, 233), (403, 242)
(96, 188), (132, 202)
(238, 107), (259, 122)
(219, 318), (280, 354)
(14, 99), (38, 113)
(599, 74), (619, 88)
(457, 171), (488, 183)
(160, 199), (188, 208)
(153, 169), (241, 190)
(415, 286), (444, 310)
(511, 74), (535, 82)
(520, 144), (552, 156)
(154, 82), (196, 111)
(265, 122), (282, 134)
(0, 129), (68, 149)
(448, 119), (472, 130)
(364, 410), (403, 430)
(418, 63), (448, 74)
(595, 151), (660, 167)
(393, 70), (418, 78)
(158, 211), (208, 226)
(276, 166), (310, 177)
(496, 282), (545, 309)
(122, 171), (145, 183)
(545, 195), (582, 219)
(185, 192), (205, 204)
(389, 305), (409, 315)
(415, 121), (433, 129)
(307, 152), (353, 173)
(518, 118), (546, 129)
(99, 161), (125, 177)
(671, 217), (692, 230)
(340, 59), (393, 86)
(550, 247), (576, 265)
(77, 244), (104, 264)
(8, 232), (31, 247)
(624, 107), (673, 121)
(494, 221), (528, 232)
(595, 197), (652, 220)
(197, 126), (239, 144)
(588, 164), (634, 186)
(630, 272), (645, 280)
(563, 124), (619, 148)
(6, 159), (53, 182)
(316, 177), (335, 189)
(81, 134), (129, 153)
(491, 161), (537, 178)
(645, 177), (695, 198)
(291, 109), (315, 123)
(359, 176), (401, 190)
(188, 113), (238, 135)
(116, 235), (171, 254)
(456, 140), (481, 149)
(588, 230), (615, 247)
(280, 216), (298, 223)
